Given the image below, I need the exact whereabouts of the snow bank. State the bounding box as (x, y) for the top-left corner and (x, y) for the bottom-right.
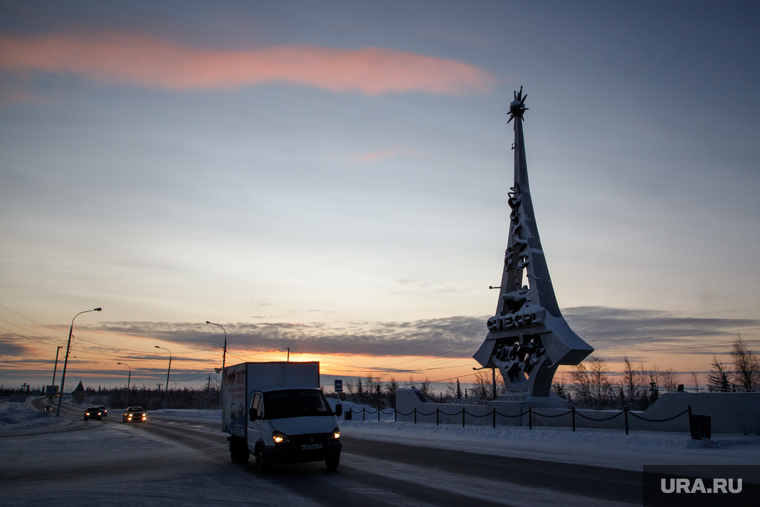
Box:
(0, 398), (74, 434)
(338, 419), (760, 471)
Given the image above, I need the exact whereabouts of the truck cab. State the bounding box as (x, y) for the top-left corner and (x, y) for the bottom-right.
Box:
(247, 387), (341, 471)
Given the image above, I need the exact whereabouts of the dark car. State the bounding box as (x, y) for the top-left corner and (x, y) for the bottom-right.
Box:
(123, 406), (147, 423)
(83, 407), (103, 420)
(96, 405), (108, 417)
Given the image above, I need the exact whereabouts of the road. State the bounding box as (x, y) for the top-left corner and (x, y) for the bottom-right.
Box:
(1, 404), (641, 507)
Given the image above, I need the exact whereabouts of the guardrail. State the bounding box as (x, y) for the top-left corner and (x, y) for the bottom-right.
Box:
(344, 405), (694, 436)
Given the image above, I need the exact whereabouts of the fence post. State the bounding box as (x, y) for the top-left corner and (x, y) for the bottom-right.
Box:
(624, 407), (628, 436)
(572, 407), (575, 432)
(414, 408), (417, 424)
(378, 408), (380, 422)
(492, 409), (496, 429)
(395, 407), (397, 423)
(363, 407), (366, 422)
(436, 408), (439, 426)
(462, 409), (466, 428)
(529, 408), (532, 430)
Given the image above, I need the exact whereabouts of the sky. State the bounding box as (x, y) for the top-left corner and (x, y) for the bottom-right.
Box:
(1, 1), (759, 393)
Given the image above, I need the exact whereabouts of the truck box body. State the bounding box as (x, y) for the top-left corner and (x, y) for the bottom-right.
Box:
(223, 361), (319, 437)
(222, 361), (341, 471)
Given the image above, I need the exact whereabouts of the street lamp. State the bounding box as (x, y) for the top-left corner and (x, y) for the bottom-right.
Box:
(155, 346), (171, 410)
(205, 321), (227, 410)
(57, 308), (102, 417)
(118, 362), (132, 408)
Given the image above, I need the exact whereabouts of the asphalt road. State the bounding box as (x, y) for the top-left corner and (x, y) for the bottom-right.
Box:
(3, 406), (641, 507)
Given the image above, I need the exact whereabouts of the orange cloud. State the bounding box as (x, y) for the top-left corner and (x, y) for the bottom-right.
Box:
(0, 31), (495, 95)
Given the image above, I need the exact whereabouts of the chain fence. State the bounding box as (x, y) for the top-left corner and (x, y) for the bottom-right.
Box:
(344, 404), (696, 435)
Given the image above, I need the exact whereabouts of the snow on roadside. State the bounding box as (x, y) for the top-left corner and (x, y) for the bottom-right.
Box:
(0, 397), (75, 434)
(6, 398), (758, 474)
(338, 419), (760, 471)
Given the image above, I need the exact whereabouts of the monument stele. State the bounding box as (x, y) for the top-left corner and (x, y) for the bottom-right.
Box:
(473, 88), (593, 403)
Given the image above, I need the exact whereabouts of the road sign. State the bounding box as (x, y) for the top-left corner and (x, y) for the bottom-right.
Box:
(44, 385), (59, 396)
(334, 379), (342, 393)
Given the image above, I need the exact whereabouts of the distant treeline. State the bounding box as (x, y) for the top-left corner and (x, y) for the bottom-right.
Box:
(107, 386), (220, 410)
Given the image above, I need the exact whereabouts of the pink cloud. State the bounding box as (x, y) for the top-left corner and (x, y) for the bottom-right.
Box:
(0, 31), (495, 95)
(350, 146), (424, 165)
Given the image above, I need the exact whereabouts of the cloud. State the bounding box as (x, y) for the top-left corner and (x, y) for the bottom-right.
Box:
(97, 317), (487, 358)
(94, 307), (760, 360)
(563, 306), (760, 354)
(0, 31), (495, 96)
(350, 146), (425, 165)
(0, 335), (36, 357)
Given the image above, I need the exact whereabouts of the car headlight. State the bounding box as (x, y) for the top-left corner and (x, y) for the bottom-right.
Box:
(272, 432), (290, 444)
(85, 412), (90, 416)
(331, 427), (340, 440)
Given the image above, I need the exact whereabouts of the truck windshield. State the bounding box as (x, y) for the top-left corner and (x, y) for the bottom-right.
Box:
(263, 389), (332, 419)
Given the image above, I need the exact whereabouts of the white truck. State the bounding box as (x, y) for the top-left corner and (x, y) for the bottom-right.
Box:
(222, 361), (342, 472)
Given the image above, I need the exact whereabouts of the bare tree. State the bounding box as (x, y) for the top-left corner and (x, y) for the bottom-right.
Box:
(731, 335), (759, 392)
(418, 377), (432, 399)
(622, 358), (641, 407)
(552, 373), (569, 401)
(707, 355), (731, 392)
(588, 357), (612, 408)
(571, 361), (592, 407)
(659, 368), (679, 393)
(689, 372), (700, 393)
(472, 371), (491, 400)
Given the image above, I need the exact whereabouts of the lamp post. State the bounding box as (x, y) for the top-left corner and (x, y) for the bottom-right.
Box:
(56, 308), (102, 417)
(155, 346), (171, 410)
(205, 321), (226, 410)
(118, 362), (132, 408)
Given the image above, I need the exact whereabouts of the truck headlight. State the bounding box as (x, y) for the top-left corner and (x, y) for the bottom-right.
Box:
(272, 432), (290, 444)
(331, 428), (340, 440)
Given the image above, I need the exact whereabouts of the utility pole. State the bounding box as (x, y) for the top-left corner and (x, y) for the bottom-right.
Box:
(207, 375), (211, 391)
(155, 346), (172, 410)
(51, 345), (62, 388)
(205, 321), (227, 411)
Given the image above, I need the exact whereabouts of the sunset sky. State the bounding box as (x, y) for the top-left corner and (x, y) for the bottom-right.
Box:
(2, 1), (759, 394)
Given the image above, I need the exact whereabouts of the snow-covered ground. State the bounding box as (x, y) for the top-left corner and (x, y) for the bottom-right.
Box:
(339, 420), (760, 471)
(0, 396), (81, 434)
(5, 398), (758, 474)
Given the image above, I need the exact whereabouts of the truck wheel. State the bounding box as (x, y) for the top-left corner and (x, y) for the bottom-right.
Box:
(255, 448), (270, 473)
(230, 437), (249, 464)
(325, 456), (340, 471)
